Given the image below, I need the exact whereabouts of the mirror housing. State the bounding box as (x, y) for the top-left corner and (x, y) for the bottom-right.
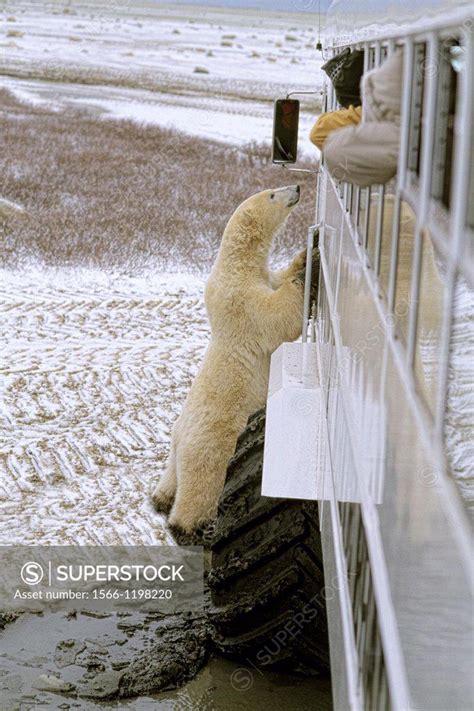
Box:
(271, 98), (300, 164)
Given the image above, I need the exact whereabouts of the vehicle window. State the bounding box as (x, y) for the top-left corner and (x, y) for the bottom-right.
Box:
(377, 185), (399, 298)
(394, 201), (416, 341)
(366, 185), (384, 268)
(413, 231), (445, 412)
(408, 43), (426, 177)
(357, 187), (371, 246)
(368, 46), (376, 70)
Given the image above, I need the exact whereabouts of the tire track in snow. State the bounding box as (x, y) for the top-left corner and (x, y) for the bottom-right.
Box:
(0, 270), (209, 545)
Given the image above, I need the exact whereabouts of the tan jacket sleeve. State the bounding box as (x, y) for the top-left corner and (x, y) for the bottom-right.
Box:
(310, 105), (362, 150)
(323, 121), (400, 187)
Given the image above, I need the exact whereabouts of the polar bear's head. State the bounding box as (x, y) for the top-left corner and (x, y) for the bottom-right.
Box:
(231, 185), (300, 237)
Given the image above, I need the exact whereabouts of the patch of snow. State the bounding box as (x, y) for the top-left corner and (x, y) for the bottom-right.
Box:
(0, 0), (324, 152)
(0, 268), (209, 545)
(0, 196), (26, 215)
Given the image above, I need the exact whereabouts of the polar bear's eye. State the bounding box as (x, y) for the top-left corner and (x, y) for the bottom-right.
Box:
(270, 193), (275, 200)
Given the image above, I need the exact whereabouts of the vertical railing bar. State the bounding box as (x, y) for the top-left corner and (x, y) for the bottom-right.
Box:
(430, 50), (449, 202)
(315, 166), (322, 225)
(347, 183), (353, 215)
(364, 42), (370, 74)
(374, 184), (386, 277)
(363, 187), (371, 250)
(333, 210), (345, 311)
(326, 46), (335, 111)
(371, 633), (382, 711)
(435, 26), (473, 436)
(408, 43), (426, 180)
(375, 41), (381, 67)
(354, 186), (361, 232)
(387, 196), (401, 313)
(407, 33), (439, 367)
(343, 182), (349, 212)
(388, 39), (414, 313)
(302, 224), (316, 343)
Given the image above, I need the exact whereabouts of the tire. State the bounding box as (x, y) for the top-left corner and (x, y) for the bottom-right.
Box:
(208, 407), (330, 675)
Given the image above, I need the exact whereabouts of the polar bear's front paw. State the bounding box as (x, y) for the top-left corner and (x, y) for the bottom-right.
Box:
(310, 246), (320, 301)
(151, 485), (175, 514)
(291, 249), (307, 282)
(291, 250), (306, 285)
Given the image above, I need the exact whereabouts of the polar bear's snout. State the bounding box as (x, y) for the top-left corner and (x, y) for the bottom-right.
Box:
(272, 184), (300, 207)
(287, 184), (300, 206)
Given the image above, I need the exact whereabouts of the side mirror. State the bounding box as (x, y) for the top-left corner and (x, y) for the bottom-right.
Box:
(271, 98), (300, 164)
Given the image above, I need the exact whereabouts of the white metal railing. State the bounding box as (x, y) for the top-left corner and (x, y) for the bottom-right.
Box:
(317, 17), (473, 710)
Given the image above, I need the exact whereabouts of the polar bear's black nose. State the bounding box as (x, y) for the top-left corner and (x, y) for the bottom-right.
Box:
(296, 185), (300, 193)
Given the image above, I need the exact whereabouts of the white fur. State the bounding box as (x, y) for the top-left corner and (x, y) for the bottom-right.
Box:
(152, 186), (306, 532)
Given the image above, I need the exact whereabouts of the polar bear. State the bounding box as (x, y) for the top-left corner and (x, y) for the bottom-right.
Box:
(152, 185), (308, 535)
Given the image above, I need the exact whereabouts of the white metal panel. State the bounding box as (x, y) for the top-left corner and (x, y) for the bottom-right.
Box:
(262, 342), (327, 500)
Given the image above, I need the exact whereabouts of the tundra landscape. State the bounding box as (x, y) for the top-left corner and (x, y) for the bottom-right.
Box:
(0, 0), (322, 547)
(0, 1), (333, 708)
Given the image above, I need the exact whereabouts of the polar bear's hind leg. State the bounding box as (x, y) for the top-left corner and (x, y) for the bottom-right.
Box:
(168, 430), (238, 533)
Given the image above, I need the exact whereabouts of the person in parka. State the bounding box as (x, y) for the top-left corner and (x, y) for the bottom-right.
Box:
(310, 104), (362, 150)
(323, 50), (403, 187)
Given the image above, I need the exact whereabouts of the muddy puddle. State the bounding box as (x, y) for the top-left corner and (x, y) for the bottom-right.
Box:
(0, 612), (332, 710)
(149, 657), (333, 711)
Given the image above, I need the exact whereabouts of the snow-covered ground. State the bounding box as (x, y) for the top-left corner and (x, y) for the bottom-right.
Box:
(0, 5), (333, 707)
(0, 268), (209, 545)
(1, 74), (320, 148)
(0, 1), (324, 546)
(1, 0), (324, 149)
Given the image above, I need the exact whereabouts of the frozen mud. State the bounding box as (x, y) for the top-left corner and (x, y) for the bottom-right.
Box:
(0, 610), (332, 710)
(0, 609), (209, 709)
